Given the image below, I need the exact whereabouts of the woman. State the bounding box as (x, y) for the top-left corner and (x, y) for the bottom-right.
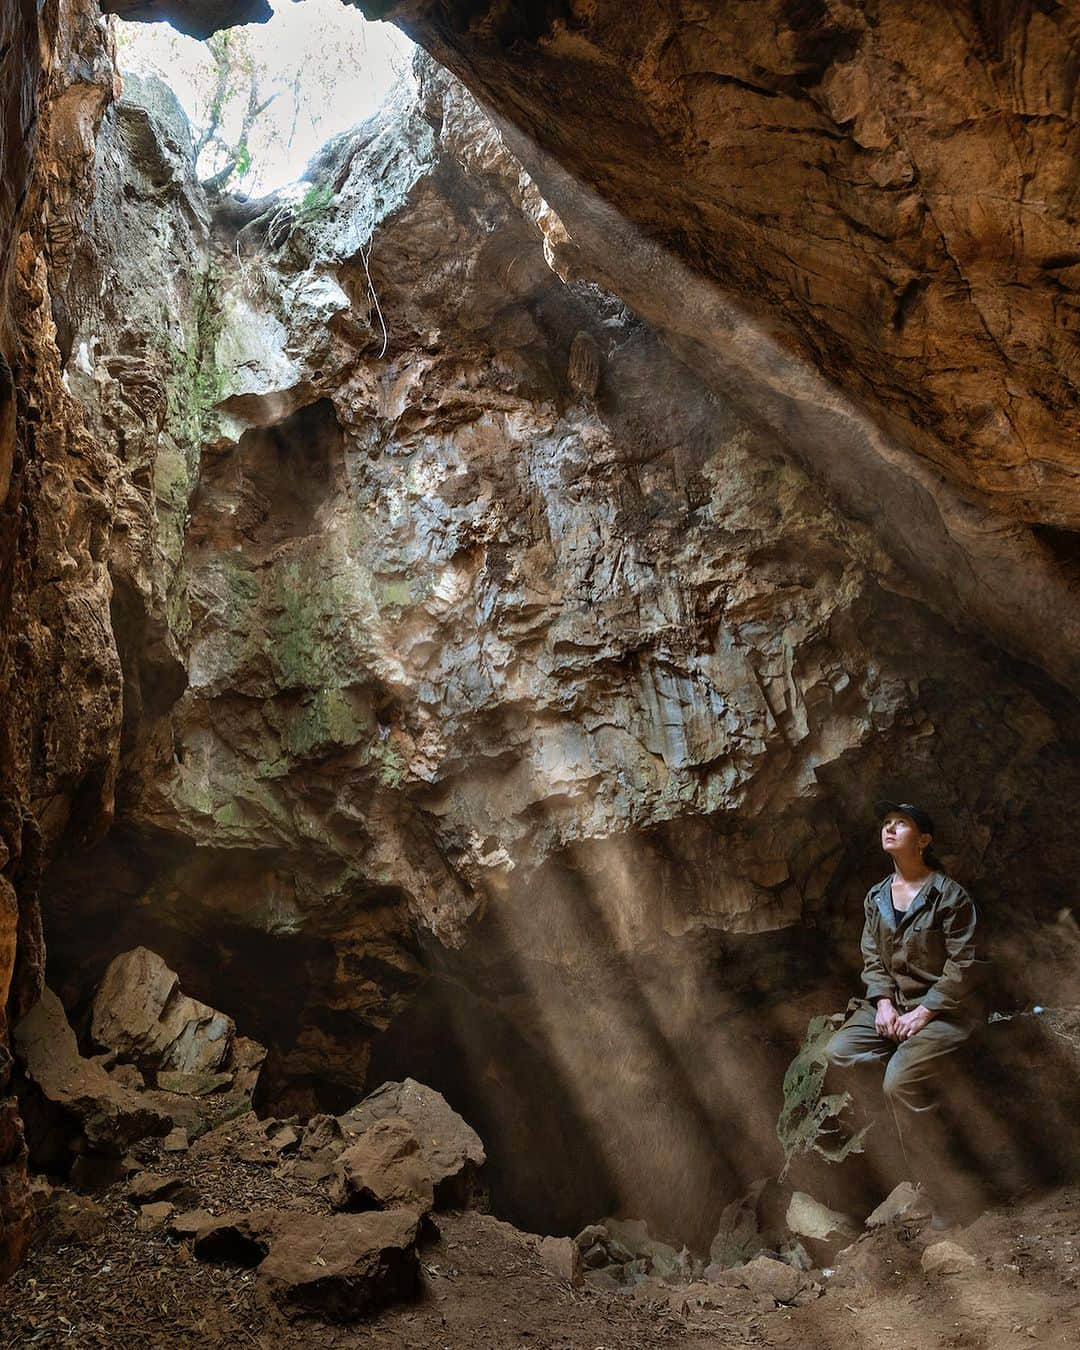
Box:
(825, 800), (983, 1225)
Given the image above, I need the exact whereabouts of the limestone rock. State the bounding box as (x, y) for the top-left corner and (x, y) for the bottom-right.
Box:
(338, 1081), (484, 1208)
(786, 1191), (855, 1242)
(730, 1254), (818, 1306)
(91, 948), (236, 1078)
(256, 1208), (421, 1321)
(921, 1240), (976, 1276)
(127, 1171), (199, 1208)
(329, 1117), (435, 1213)
(13, 989), (170, 1156)
(866, 1183), (932, 1230)
(370, 5), (1080, 694)
(136, 1200), (174, 1232)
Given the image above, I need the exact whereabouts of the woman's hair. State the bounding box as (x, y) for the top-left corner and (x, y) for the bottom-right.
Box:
(923, 844), (946, 872)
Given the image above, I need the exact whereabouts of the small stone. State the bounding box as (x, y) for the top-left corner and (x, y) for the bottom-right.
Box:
(168, 1208), (214, 1238)
(865, 1182), (931, 1229)
(137, 1201), (174, 1232)
(163, 1127), (189, 1152)
(537, 1235), (582, 1285)
(583, 1242), (609, 1269)
(573, 1223), (607, 1252)
(786, 1191), (856, 1241)
(736, 1255), (810, 1304)
(127, 1172), (199, 1208)
(921, 1240), (976, 1275)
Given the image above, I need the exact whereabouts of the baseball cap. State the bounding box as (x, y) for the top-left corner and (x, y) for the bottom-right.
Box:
(874, 800), (935, 836)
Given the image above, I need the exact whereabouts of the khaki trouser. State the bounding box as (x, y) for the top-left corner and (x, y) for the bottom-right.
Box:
(825, 1003), (975, 1202)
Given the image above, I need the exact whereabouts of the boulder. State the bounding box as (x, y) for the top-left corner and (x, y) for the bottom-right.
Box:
(786, 1191), (856, 1241)
(329, 1117), (434, 1213)
(13, 989), (170, 1157)
(785, 1190), (857, 1264)
(256, 1208), (421, 1320)
(192, 1210), (280, 1267)
(337, 1079), (484, 1208)
(90, 948), (237, 1078)
(922, 1240), (976, 1276)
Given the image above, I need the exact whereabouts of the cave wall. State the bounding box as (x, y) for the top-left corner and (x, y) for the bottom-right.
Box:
(358, 0), (1080, 700)
(1, 0), (1078, 1266)
(31, 52), (1080, 1243)
(0, 0), (122, 1281)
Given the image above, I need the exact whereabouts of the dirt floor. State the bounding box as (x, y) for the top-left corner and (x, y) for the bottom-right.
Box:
(3, 1132), (1080, 1350)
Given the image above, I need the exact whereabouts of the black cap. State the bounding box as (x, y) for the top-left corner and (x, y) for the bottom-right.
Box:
(874, 800), (935, 836)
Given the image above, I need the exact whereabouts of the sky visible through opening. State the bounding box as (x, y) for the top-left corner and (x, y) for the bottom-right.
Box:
(116, 0), (414, 195)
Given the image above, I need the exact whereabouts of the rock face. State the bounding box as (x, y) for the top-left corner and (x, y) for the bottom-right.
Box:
(3, 0), (1080, 1278)
(363, 0), (1080, 695)
(0, 0), (121, 1279)
(22, 47), (1080, 1250)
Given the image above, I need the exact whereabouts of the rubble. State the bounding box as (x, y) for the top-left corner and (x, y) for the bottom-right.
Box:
(90, 948), (265, 1098)
(13, 989), (170, 1160)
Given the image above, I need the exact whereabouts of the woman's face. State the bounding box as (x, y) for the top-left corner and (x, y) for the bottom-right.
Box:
(881, 812), (932, 860)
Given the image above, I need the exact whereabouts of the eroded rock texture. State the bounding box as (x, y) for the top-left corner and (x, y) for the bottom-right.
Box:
(21, 53), (1078, 1249)
(359, 0), (1080, 698)
(0, 0), (120, 1281)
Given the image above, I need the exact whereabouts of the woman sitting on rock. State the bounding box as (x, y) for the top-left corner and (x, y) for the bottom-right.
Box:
(825, 801), (983, 1229)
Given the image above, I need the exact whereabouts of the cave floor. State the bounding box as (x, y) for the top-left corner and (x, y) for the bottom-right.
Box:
(3, 1170), (1079, 1348)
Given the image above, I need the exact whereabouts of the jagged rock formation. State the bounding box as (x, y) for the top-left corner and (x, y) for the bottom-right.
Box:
(25, 51), (1080, 1247)
(361, 0), (1080, 698)
(0, 0), (121, 1281)
(2, 0), (1080, 1276)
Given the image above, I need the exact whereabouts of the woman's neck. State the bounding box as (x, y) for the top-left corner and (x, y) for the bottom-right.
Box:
(893, 855), (934, 884)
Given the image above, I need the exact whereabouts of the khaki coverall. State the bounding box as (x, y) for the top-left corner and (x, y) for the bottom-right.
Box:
(825, 871), (982, 1194)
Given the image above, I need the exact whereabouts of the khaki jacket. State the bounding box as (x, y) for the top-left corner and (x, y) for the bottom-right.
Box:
(860, 871), (982, 1020)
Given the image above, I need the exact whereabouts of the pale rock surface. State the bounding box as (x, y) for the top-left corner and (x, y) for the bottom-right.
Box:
(866, 1182), (933, 1230)
(91, 947), (235, 1076)
(922, 1240), (977, 1276)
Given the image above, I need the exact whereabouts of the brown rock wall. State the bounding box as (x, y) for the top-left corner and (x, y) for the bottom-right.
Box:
(32, 57), (1080, 1240)
(0, 0), (122, 1280)
(358, 0), (1080, 695)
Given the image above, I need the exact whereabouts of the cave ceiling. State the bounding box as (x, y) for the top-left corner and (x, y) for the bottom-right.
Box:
(113, 0), (1080, 694)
